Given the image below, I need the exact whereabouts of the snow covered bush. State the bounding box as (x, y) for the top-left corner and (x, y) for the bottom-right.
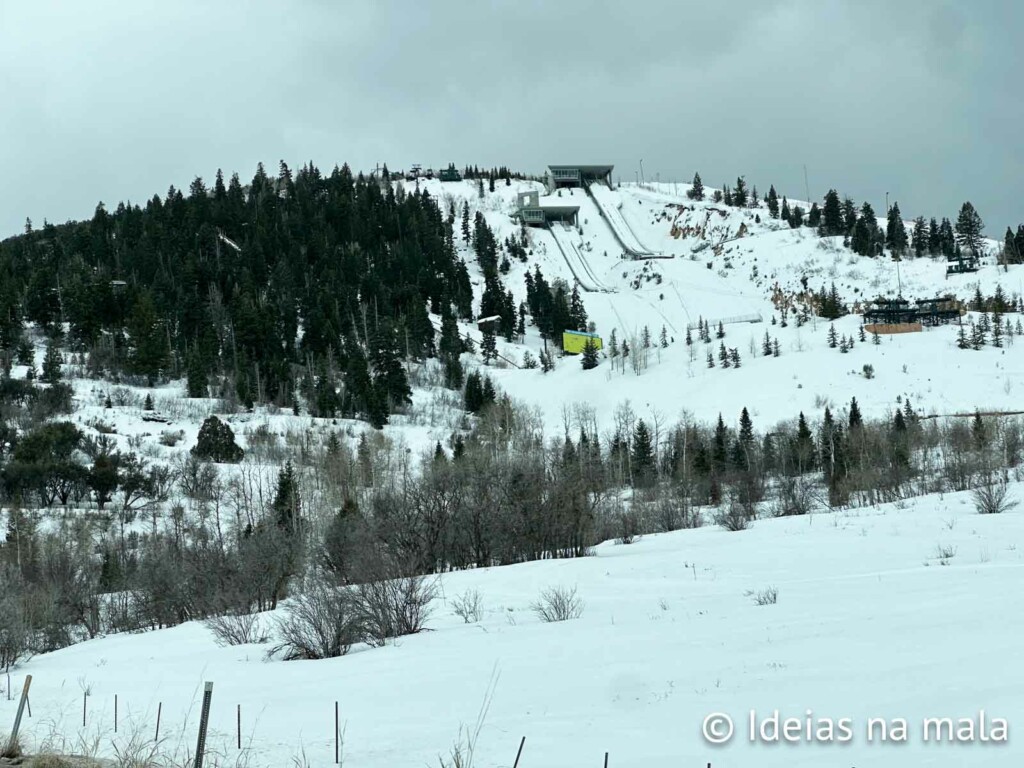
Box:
(205, 610), (269, 647)
(531, 585), (584, 623)
(355, 572), (439, 647)
(972, 477), (1018, 515)
(714, 498), (751, 531)
(747, 586), (778, 606)
(451, 588), (484, 624)
(270, 578), (364, 660)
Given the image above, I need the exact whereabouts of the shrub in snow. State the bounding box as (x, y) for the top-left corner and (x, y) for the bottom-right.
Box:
(355, 572), (438, 647)
(205, 610), (269, 647)
(531, 585), (585, 623)
(715, 498), (751, 531)
(972, 477), (1018, 515)
(747, 586), (778, 606)
(270, 579), (364, 660)
(451, 588), (485, 624)
(191, 415), (243, 463)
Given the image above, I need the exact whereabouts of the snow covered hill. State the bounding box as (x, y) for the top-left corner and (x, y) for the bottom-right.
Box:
(418, 177), (1022, 437)
(6, 489), (1022, 767)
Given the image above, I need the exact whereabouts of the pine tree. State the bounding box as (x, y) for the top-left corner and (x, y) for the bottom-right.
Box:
(581, 337), (599, 370)
(716, 321), (725, 339)
(733, 177), (748, 208)
(848, 398), (863, 431)
(955, 201), (984, 257)
(143, 393), (154, 411)
(659, 325), (668, 348)
(872, 328), (881, 345)
(972, 409), (987, 450)
(780, 197), (790, 223)
(370, 321), (412, 409)
(772, 338), (780, 357)
(41, 341), (62, 384)
(956, 322), (969, 350)
(461, 202), (470, 242)
(885, 202), (908, 256)
(858, 325), (866, 342)
(842, 197), (858, 234)
(762, 331), (772, 356)
(480, 329), (498, 364)
(631, 419), (655, 486)
(641, 325), (651, 348)
(767, 185), (779, 219)
(687, 172), (705, 201)
(827, 324), (838, 348)
(685, 328), (692, 346)
(729, 347), (741, 368)
(706, 350), (715, 368)
(911, 217), (928, 258)
(272, 460), (300, 534)
(821, 189), (843, 235)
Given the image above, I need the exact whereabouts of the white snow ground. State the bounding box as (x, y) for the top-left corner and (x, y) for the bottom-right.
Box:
(6, 489), (1023, 767)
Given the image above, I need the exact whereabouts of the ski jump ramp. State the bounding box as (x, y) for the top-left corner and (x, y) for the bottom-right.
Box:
(547, 223), (614, 293)
(587, 183), (661, 258)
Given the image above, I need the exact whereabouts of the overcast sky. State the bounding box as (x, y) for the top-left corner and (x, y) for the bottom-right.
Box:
(2, 0), (1020, 239)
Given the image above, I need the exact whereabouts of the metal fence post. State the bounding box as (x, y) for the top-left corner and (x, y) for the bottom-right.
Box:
(194, 682), (214, 768)
(5, 675), (31, 756)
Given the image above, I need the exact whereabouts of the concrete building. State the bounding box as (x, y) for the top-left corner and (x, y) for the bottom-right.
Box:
(513, 190), (579, 227)
(546, 164), (614, 191)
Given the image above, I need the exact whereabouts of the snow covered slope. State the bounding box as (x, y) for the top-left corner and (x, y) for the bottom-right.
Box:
(7, 490), (1023, 767)
(416, 177), (1022, 437)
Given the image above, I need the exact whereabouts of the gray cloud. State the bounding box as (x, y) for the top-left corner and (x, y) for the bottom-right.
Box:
(1, 0), (1020, 238)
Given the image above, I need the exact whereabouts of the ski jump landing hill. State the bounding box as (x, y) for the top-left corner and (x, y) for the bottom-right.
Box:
(546, 164), (663, 259)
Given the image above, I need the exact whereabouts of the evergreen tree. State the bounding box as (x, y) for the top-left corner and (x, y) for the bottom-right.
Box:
(370, 320), (412, 409)
(807, 202), (821, 228)
(767, 185), (779, 219)
(41, 341), (62, 384)
(827, 324), (838, 348)
(480, 329), (498, 364)
(885, 202), (908, 256)
(631, 419), (655, 486)
(187, 348), (209, 398)
(911, 217), (928, 258)
(733, 176), (748, 208)
(848, 398), (863, 431)
(659, 325), (668, 348)
(581, 337), (599, 370)
(842, 197), (858, 234)
(272, 460), (300, 534)
(780, 197), (791, 222)
(955, 201), (984, 257)
(687, 172), (705, 201)
(821, 189), (843, 235)
(192, 415), (244, 462)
